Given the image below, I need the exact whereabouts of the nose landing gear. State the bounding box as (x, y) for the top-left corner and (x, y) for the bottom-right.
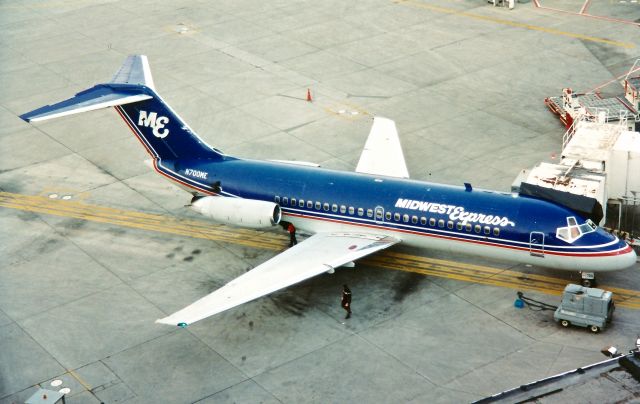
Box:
(580, 271), (596, 288)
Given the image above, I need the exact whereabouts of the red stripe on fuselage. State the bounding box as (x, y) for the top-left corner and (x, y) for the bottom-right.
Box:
(112, 106), (631, 260)
(114, 106), (215, 196)
(283, 212), (632, 258)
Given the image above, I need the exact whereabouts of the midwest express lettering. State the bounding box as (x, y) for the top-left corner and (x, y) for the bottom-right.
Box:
(395, 198), (515, 227)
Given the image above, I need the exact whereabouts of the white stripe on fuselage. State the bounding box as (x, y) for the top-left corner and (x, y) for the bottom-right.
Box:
(114, 104), (630, 270)
(279, 206), (620, 252)
(116, 105), (236, 197)
(281, 212), (630, 272)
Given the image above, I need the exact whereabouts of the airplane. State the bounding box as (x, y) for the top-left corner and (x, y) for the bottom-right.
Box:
(21, 55), (637, 327)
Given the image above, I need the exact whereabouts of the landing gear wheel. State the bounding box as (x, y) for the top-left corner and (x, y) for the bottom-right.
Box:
(560, 320), (570, 328)
(589, 325), (600, 333)
(580, 272), (596, 288)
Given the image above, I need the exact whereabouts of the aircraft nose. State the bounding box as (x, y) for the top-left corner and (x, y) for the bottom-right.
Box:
(622, 244), (638, 268)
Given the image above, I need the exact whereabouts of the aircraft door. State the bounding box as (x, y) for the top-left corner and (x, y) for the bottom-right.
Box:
(529, 232), (545, 257)
(374, 206), (385, 224)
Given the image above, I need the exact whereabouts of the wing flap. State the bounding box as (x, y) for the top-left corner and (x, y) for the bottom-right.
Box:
(156, 232), (399, 326)
(355, 117), (410, 179)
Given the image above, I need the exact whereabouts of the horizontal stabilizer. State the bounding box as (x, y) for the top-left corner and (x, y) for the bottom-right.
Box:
(21, 55), (156, 123)
(20, 84), (151, 123)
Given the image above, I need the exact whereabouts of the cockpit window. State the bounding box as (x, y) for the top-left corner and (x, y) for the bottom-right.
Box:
(556, 217), (597, 243)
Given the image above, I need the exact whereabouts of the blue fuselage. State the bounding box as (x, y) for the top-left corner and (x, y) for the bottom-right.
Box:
(155, 156), (635, 272)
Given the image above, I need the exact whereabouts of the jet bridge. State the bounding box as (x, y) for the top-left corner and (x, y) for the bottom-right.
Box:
(513, 116), (640, 239)
(518, 182), (603, 224)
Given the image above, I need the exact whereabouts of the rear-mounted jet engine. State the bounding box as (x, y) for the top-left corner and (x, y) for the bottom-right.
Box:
(191, 196), (281, 229)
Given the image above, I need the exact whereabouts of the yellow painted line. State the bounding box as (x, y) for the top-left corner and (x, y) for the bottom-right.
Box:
(394, 0), (635, 49)
(0, 192), (285, 251)
(2, 191), (639, 309)
(67, 369), (92, 391)
(364, 252), (640, 309)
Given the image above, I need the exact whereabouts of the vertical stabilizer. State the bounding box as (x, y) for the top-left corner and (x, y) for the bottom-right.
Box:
(111, 55), (155, 90)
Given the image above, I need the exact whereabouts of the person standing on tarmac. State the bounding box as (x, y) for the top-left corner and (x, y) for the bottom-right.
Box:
(287, 222), (297, 247)
(341, 284), (352, 319)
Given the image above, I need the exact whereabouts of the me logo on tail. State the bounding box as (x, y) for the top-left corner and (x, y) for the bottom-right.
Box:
(138, 110), (170, 138)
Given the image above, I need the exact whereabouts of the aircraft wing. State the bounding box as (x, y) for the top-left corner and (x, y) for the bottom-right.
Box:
(356, 117), (410, 179)
(156, 232), (399, 326)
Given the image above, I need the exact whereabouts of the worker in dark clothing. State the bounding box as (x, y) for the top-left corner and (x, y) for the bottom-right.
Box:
(341, 284), (352, 319)
(287, 222), (297, 247)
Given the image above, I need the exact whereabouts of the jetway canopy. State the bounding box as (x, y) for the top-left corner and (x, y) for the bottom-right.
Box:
(519, 182), (604, 224)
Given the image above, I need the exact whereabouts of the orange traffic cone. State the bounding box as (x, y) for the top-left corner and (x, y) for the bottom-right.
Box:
(306, 88), (312, 102)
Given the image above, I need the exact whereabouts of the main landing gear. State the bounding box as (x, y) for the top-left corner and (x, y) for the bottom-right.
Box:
(580, 271), (596, 288)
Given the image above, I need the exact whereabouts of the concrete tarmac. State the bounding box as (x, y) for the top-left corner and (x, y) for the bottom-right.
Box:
(1, 1), (639, 403)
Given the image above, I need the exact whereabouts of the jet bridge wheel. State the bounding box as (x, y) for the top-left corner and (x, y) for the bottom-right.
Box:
(589, 325), (600, 333)
(560, 320), (570, 328)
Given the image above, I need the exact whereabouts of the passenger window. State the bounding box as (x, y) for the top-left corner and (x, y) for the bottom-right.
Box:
(315, 201), (321, 210)
(474, 224), (481, 233)
(348, 206), (355, 215)
(429, 218), (436, 226)
(357, 208), (364, 216)
(331, 204), (338, 212)
(299, 199), (305, 207)
(275, 196), (280, 204)
(493, 228), (500, 237)
(367, 209), (373, 218)
(466, 224), (472, 232)
(438, 219), (444, 228)
(403, 214), (410, 223)
(457, 222), (463, 231)
(420, 217), (427, 225)
(484, 226), (490, 235)
(386, 212), (392, 220)
(394, 213), (400, 221)
(291, 198), (296, 206)
(323, 203), (330, 211)
(307, 200), (313, 209)
(447, 221), (454, 229)
(412, 216), (418, 224)
(283, 197), (289, 206)
(340, 205), (346, 214)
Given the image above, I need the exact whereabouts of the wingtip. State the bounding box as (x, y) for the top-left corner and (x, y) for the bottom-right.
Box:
(155, 318), (189, 328)
(19, 111), (42, 123)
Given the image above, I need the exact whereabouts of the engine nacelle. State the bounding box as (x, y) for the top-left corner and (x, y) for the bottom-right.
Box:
(191, 196), (281, 229)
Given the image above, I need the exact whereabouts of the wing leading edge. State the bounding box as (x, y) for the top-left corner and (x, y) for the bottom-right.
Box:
(156, 232), (399, 326)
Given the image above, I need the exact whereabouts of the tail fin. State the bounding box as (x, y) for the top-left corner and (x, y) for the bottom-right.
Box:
(21, 55), (223, 161)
